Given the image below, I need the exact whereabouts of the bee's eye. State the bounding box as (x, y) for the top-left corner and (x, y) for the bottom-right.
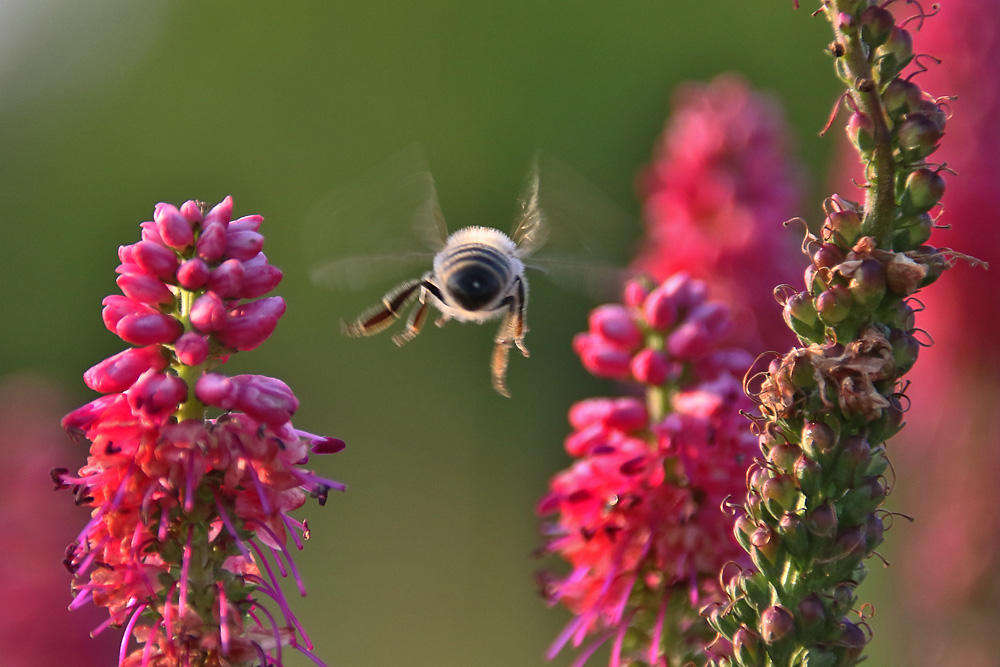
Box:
(446, 265), (502, 311)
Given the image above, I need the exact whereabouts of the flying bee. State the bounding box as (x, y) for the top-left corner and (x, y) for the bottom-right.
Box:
(340, 164), (547, 397)
(307, 147), (632, 397)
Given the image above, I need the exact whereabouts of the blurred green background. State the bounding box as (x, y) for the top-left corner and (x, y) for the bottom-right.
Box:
(0, 2), (850, 666)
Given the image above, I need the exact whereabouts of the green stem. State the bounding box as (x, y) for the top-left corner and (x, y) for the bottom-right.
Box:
(174, 287), (206, 423)
(828, 0), (896, 250)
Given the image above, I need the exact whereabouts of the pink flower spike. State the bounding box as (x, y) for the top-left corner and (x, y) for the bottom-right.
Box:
(203, 195), (234, 226)
(127, 369), (187, 418)
(195, 372), (238, 410)
(190, 292), (227, 333)
(116, 312), (184, 346)
(642, 285), (678, 331)
(209, 258), (246, 298)
(175, 332), (210, 367)
(84, 345), (168, 394)
(196, 222), (227, 262)
(154, 203), (194, 249)
(579, 343), (633, 380)
(176, 257), (211, 290)
(232, 374), (299, 428)
(133, 240), (180, 281)
(217, 297), (286, 351)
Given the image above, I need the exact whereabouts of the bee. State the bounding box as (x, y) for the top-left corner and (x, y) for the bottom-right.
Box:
(339, 165), (547, 397)
(307, 147), (631, 397)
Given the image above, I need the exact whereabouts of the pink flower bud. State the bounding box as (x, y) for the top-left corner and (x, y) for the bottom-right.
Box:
(225, 230), (265, 262)
(133, 240), (179, 281)
(139, 220), (163, 244)
(232, 374), (298, 428)
(84, 345), (168, 394)
(127, 369), (187, 417)
(568, 398), (617, 430)
(579, 343), (632, 380)
(216, 297), (286, 351)
(118, 243), (136, 264)
(667, 320), (711, 359)
(203, 196), (233, 226)
(602, 397), (649, 432)
(190, 292), (227, 332)
(239, 259), (282, 299)
(179, 199), (204, 224)
(661, 273), (707, 312)
(642, 285), (678, 330)
(228, 214), (263, 233)
(589, 305), (643, 349)
(175, 332), (210, 366)
(176, 258), (211, 289)
(116, 271), (175, 306)
(623, 279), (650, 308)
(195, 372), (239, 410)
(208, 259), (245, 298)
(630, 348), (671, 385)
(154, 203), (194, 249)
(102, 295), (155, 333)
(196, 222), (227, 262)
(116, 312), (183, 346)
(310, 436), (346, 454)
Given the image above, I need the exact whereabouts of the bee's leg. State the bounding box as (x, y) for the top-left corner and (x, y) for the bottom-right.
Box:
(391, 289), (430, 346)
(341, 278), (424, 338)
(507, 276), (529, 357)
(490, 277), (529, 397)
(491, 330), (513, 398)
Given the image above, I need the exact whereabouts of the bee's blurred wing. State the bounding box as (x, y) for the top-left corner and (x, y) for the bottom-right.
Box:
(510, 156), (549, 257)
(521, 152), (639, 298)
(304, 145), (447, 292)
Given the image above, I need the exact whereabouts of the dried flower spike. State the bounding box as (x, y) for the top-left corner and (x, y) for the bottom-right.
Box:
(708, 3), (967, 665)
(55, 197), (346, 667)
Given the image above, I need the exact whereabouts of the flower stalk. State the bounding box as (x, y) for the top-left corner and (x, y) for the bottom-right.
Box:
(707, 3), (960, 665)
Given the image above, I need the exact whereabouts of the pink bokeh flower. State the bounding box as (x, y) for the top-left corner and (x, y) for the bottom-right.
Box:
(634, 74), (803, 353)
(538, 275), (757, 667)
(55, 197), (345, 667)
(0, 374), (119, 667)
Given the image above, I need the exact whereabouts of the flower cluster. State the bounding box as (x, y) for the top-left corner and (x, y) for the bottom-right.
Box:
(633, 74), (803, 352)
(54, 197), (345, 667)
(708, 3), (963, 665)
(538, 274), (758, 667)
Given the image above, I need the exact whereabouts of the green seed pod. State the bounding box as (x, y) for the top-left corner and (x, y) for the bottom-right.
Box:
(874, 26), (914, 84)
(847, 112), (877, 158)
(797, 594), (828, 637)
(823, 209), (863, 247)
(882, 78), (923, 122)
(806, 502), (838, 538)
(848, 258), (887, 310)
(897, 112), (944, 162)
(762, 474), (799, 516)
(767, 442), (802, 473)
(900, 168), (946, 214)
(815, 284), (853, 325)
(760, 605), (795, 644)
(860, 5), (894, 46)
(801, 421), (837, 459)
(750, 526), (780, 570)
(866, 513), (886, 551)
(877, 297), (915, 331)
(779, 511), (810, 558)
(892, 213), (934, 251)
(794, 454), (824, 496)
(890, 327), (920, 375)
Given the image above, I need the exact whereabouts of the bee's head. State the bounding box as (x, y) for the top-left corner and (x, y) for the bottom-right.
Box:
(445, 264), (503, 311)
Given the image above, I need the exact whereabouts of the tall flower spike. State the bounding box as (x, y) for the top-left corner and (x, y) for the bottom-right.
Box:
(634, 74), (804, 353)
(55, 197), (346, 667)
(707, 4), (972, 666)
(539, 274), (758, 667)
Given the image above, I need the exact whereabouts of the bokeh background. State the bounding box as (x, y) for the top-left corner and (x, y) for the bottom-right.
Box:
(4, 2), (993, 667)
